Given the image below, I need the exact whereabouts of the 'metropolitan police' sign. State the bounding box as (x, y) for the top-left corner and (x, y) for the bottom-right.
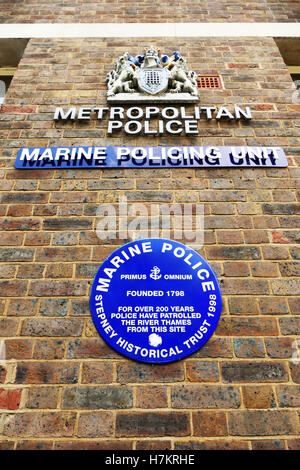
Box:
(15, 145), (288, 169)
(90, 239), (222, 363)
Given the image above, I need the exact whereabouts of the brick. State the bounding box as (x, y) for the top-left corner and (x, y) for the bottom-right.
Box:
(14, 181), (38, 190)
(288, 297), (300, 314)
(29, 280), (88, 297)
(262, 246), (289, 260)
(242, 385), (276, 409)
(206, 246), (261, 260)
(39, 298), (69, 317)
(33, 340), (65, 360)
(251, 440), (286, 450)
(116, 412), (190, 437)
(136, 386), (168, 408)
(277, 385), (300, 407)
(279, 317), (300, 335)
(136, 440), (172, 450)
(205, 215), (252, 229)
(192, 411), (227, 437)
(21, 319), (83, 337)
(228, 410), (299, 436)
(15, 362), (79, 384)
(279, 262), (300, 277)
(16, 441), (53, 450)
(0, 280), (27, 297)
(253, 216), (278, 229)
(221, 362), (288, 383)
(76, 263), (99, 278)
(262, 203), (300, 215)
(116, 362), (184, 383)
(244, 230), (269, 244)
(171, 385), (241, 409)
(287, 440), (300, 450)
(0, 248), (34, 262)
(217, 230), (244, 244)
(221, 279), (269, 295)
(43, 218), (92, 230)
(186, 360), (219, 382)
(290, 364), (300, 384)
(271, 230), (291, 244)
(291, 247), (300, 259)
(7, 204), (32, 217)
(216, 317), (278, 336)
(81, 362), (114, 384)
(223, 261), (250, 277)
(271, 280), (300, 296)
(36, 247), (90, 262)
(279, 216), (300, 229)
(233, 338), (265, 358)
(77, 412), (113, 437)
(1, 193), (48, 204)
(52, 233), (78, 246)
(45, 263), (73, 278)
(50, 193), (97, 203)
(33, 205), (57, 217)
(191, 337), (233, 358)
(0, 265), (17, 280)
(251, 261), (278, 277)
(88, 179), (134, 190)
(17, 264), (45, 279)
(0, 318), (18, 337)
(0, 388), (22, 410)
(259, 297), (289, 315)
(6, 170), (53, 181)
(228, 297), (259, 315)
(54, 441), (133, 450)
(1, 106), (36, 113)
(25, 232), (51, 246)
(174, 440), (249, 450)
(25, 386), (59, 409)
(0, 441), (15, 450)
(5, 339), (33, 360)
(62, 386), (133, 409)
(0, 366), (7, 384)
(2, 412), (76, 437)
(211, 203), (235, 214)
(70, 300), (90, 316)
(199, 190), (246, 202)
(0, 233), (24, 246)
(265, 338), (295, 358)
(67, 338), (118, 359)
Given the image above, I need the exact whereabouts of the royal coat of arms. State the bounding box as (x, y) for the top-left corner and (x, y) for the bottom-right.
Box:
(106, 47), (199, 103)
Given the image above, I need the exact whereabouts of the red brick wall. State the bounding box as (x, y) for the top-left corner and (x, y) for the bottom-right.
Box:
(0, 1), (300, 23)
(0, 37), (299, 450)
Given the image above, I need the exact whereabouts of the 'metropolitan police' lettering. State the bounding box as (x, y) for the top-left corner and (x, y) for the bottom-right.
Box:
(53, 105), (252, 136)
(15, 145), (288, 169)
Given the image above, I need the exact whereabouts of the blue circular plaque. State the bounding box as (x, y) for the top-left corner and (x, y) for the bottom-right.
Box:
(90, 239), (222, 363)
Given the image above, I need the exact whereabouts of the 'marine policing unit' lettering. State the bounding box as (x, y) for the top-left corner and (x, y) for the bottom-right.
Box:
(15, 145), (288, 169)
(89, 239), (222, 363)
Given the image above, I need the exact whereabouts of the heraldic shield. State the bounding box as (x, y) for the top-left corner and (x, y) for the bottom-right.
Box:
(138, 67), (169, 95)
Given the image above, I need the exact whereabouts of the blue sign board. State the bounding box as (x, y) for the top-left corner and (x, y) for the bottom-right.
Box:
(90, 239), (222, 363)
(15, 145), (288, 169)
